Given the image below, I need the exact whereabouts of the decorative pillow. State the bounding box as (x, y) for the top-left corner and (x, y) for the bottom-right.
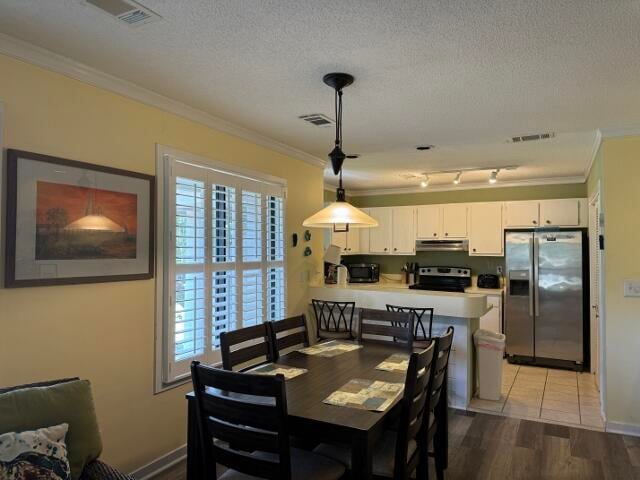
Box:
(0, 423), (71, 480)
(0, 379), (102, 480)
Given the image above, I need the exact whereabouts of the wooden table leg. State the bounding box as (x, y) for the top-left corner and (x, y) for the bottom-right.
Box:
(351, 431), (374, 479)
(186, 396), (204, 480)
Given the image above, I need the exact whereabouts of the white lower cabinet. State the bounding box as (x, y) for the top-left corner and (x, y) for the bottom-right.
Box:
(469, 203), (503, 256)
(479, 294), (502, 333)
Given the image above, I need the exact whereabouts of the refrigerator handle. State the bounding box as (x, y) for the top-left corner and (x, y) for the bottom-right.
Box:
(528, 237), (534, 318)
(534, 236), (540, 317)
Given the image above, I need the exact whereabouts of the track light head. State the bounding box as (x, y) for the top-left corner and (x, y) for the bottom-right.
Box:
(489, 170), (499, 184)
(453, 172), (461, 184)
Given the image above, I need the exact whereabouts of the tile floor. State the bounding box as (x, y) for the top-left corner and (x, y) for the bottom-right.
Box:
(469, 361), (605, 430)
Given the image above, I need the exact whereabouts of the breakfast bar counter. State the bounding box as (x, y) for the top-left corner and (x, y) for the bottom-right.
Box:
(308, 283), (489, 409)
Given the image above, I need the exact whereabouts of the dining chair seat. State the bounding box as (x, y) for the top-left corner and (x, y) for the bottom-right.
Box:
(314, 434), (417, 478)
(219, 447), (345, 480)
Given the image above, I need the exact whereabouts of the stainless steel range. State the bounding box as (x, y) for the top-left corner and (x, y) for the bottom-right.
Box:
(409, 266), (472, 293)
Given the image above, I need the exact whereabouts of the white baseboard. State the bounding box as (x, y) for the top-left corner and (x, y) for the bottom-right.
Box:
(129, 444), (187, 479)
(606, 420), (640, 437)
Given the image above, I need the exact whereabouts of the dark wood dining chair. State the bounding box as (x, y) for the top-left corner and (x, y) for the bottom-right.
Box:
(386, 304), (435, 345)
(190, 362), (345, 480)
(220, 323), (273, 371)
(312, 299), (356, 340)
(357, 308), (414, 351)
(270, 314), (310, 360)
(426, 326), (455, 480)
(314, 341), (436, 479)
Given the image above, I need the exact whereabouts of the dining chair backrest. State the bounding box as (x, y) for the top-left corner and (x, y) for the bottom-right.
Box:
(312, 299), (356, 340)
(357, 308), (414, 351)
(426, 326), (455, 442)
(270, 315), (310, 360)
(190, 362), (291, 480)
(386, 305), (435, 343)
(393, 341), (436, 479)
(220, 323), (273, 371)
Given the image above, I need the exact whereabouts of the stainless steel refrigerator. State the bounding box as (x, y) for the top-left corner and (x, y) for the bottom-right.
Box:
(504, 229), (588, 368)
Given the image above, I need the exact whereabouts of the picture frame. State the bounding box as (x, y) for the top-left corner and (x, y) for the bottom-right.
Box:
(5, 149), (155, 287)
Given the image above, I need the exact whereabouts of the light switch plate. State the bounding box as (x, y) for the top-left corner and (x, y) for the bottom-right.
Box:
(624, 280), (640, 297)
(497, 266), (503, 275)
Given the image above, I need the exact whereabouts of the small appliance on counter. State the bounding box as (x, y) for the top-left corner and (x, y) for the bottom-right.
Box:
(336, 265), (349, 285)
(346, 263), (380, 283)
(324, 244), (342, 284)
(477, 274), (500, 289)
(409, 266), (472, 292)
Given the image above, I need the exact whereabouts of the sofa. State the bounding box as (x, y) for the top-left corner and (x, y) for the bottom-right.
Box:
(0, 377), (134, 480)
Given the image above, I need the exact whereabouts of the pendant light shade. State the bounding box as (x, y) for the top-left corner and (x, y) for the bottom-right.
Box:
(303, 72), (378, 231)
(303, 199), (378, 231)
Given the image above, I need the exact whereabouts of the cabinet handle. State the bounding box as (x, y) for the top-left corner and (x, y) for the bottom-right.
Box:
(445, 232), (449, 236)
(384, 248), (388, 251)
(532, 220), (537, 225)
(546, 220), (551, 224)
(472, 248), (476, 252)
(393, 248), (397, 251)
(433, 233), (437, 237)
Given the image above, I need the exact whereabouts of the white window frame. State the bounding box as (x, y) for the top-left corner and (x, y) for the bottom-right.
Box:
(154, 145), (287, 391)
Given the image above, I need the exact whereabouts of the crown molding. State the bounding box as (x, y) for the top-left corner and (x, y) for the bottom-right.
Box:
(0, 33), (326, 168)
(599, 127), (640, 138)
(584, 129), (603, 179)
(333, 175), (587, 197)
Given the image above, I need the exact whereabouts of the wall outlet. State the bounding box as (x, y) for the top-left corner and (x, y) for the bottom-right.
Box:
(497, 266), (503, 275)
(624, 279), (640, 297)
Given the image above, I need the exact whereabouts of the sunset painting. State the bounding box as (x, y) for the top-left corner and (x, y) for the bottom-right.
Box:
(35, 181), (138, 260)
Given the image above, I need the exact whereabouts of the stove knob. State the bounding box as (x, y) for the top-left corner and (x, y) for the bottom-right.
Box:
(458, 269), (462, 273)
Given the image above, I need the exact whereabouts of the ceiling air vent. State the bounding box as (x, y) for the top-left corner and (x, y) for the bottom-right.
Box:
(298, 114), (335, 127)
(510, 132), (556, 143)
(83, 0), (162, 27)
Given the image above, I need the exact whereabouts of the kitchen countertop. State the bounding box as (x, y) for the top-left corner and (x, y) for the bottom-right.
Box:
(319, 281), (504, 296)
(309, 282), (491, 318)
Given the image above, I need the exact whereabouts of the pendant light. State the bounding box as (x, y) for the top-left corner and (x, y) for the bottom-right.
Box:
(303, 73), (378, 232)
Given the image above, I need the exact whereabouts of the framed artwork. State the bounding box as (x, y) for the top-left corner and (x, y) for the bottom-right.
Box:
(5, 149), (155, 287)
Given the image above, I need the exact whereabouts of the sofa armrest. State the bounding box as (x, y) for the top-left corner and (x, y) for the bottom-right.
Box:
(80, 460), (135, 480)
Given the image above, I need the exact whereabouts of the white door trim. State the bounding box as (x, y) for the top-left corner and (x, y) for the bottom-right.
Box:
(588, 181), (606, 419)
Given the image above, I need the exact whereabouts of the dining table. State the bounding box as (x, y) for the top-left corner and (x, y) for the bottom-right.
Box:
(185, 341), (448, 479)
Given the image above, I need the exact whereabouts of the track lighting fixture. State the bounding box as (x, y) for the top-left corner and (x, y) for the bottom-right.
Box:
(420, 175), (430, 188)
(489, 170), (499, 184)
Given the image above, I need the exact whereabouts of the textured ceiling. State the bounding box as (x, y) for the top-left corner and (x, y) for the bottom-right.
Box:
(0, 0), (639, 190)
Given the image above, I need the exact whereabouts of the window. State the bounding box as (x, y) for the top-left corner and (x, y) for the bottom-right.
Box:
(158, 151), (286, 384)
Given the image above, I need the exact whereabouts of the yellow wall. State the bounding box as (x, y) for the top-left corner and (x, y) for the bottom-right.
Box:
(0, 54), (325, 471)
(597, 135), (640, 429)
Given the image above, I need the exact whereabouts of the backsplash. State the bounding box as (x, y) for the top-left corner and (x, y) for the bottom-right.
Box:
(341, 252), (504, 278)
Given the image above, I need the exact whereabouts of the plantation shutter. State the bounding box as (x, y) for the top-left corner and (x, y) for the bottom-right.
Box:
(164, 156), (286, 382)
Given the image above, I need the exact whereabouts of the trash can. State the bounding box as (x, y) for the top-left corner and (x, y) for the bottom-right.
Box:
(473, 329), (506, 401)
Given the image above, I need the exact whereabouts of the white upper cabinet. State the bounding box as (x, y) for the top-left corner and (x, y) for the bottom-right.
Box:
(539, 199), (581, 226)
(330, 229), (348, 253)
(359, 208), (371, 254)
(504, 201), (540, 227)
(417, 205), (442, 239)
(442, 204), (468, 238)
(505, 199), (585, 228)
(469, 203), (503, 256)
(369, 207), (393, 254)
(392, 206), (416, 254)
(329, 221), (362, 254)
